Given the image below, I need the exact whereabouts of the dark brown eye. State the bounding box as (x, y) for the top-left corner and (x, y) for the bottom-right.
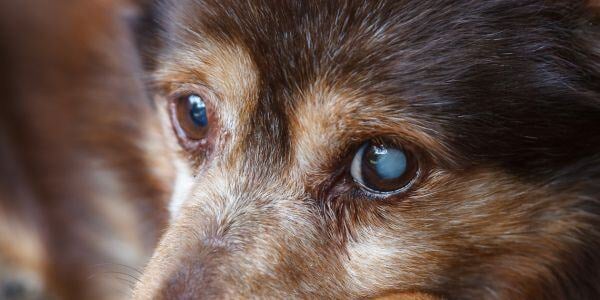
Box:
(170, 93), (209, 141)
(350, 140), (419, 195)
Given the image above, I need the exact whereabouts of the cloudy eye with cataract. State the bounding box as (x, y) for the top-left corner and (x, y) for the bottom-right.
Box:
(350, 140), (419, 195)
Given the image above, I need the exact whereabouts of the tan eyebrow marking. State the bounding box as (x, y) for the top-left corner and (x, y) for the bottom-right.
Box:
(289, 80), (453, 181)
(153, 39), (260, 214)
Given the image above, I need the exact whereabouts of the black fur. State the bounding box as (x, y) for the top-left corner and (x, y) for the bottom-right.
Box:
(141, 1), (600, 298)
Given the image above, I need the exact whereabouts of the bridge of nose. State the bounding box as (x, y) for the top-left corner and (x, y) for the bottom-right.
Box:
(151, 167), (316, 293)
(156, 241), (236, 299)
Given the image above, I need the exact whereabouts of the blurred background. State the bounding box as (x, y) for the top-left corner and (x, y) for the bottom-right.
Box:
(0, 1), (172, 299)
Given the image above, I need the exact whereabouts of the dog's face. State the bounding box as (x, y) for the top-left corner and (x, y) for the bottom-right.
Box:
(135, 1), (600, 299)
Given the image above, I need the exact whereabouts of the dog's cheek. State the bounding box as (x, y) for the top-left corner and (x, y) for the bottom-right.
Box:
(168, 158), (194, 219)
(342, 168), (595, 298)
(343, 225), (443, 296)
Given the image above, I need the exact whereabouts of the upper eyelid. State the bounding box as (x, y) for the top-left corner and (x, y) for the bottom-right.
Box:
(149, 71), (213, 96)
(340, 135), (418, 162)
(164, 84), (220, 105)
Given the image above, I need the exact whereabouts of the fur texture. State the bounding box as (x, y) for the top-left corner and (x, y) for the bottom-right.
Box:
(133, 1), (600, 299)
(2, 0), (600, 299)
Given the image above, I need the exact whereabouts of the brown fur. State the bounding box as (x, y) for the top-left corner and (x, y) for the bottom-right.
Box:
(2, 0), (600, 299)
(133, 0), (600, 299)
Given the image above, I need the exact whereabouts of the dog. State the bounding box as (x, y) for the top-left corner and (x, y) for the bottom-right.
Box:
(2, 0), (600, 299)
(131, 0), (600, 299)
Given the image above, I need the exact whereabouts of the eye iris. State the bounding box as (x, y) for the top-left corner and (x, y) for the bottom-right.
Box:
(172, 93), (210, 141)
(188, 95), (208, 127)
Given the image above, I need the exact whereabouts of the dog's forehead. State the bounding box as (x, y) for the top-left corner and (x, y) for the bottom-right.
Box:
(157, 1), (444, 162)
(162, 1), (413, 94)
(158, 0), (600, 177)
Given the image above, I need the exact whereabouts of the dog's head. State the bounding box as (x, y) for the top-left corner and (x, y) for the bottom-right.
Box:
(135, 1), (600, 298)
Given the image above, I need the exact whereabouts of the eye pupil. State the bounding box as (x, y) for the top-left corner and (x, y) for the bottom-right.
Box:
(188, 95), (208, 127)
(366, 145), (407, 180)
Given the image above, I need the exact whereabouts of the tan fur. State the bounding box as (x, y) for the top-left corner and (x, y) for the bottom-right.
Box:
(289, 81), (454, 182)
(153, 39), (260, 216)
(135, 38), (596, 298)
(374, 292), (440, 300)
(3, 1), (599, 299)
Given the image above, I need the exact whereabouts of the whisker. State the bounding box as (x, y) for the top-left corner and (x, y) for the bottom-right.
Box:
(92, 262), (144, 276)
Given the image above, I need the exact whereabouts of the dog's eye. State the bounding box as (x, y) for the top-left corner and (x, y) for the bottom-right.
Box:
(171, 93), (209, 140)
(350, 140), (419, 194)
